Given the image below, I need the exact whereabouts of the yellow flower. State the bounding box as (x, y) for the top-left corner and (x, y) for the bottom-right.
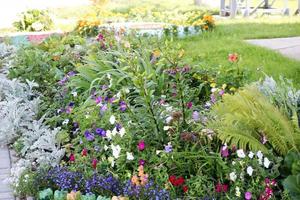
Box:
(152, 49), (161, 57)
(178, 49), (185, 58)
(210, 82), (217, 88)
(222, 84), (227, 89)
(230, 87), (236, 92)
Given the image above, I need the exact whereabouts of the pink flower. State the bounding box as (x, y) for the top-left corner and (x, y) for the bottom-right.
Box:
(138, 140), (145, 151)
(186, 102), (193, 109)
(69, 153), (75, 162)
(245, 191), (252, 200)
(92, 158), (98, 169)
(228, 53), (238, 63)
(81, 148), (87, 157)
(139, 159), (146, 166)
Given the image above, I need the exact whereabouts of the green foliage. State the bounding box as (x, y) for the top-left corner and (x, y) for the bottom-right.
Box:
(282, 151), (300, 200)
(14, 170), (39, 197)
(209, 85), (300, 155)
(13, 9), (53, 32)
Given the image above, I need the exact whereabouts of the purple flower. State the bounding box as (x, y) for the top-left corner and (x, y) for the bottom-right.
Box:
(192, 111), (200, 122)
(139, 159), (146, 166)
(101, 85), (108, 90)
(119, 101), (127, 112)
(108, 97), (115, 103)
(210, 94), (216, 104)
(186, 102), (193, 109)
(69, 102), (75, 107)
(219, 90), (225, 96)
(84, 130), (94, 141)
(58, 76), (68, 85)
(95, 128), (106, 137)
(245, 191), (252, 200)
(65, 106), (73, 114)
(115, 123), (122, 131)
(100, 104), (108, 113)
(73, 122), (79, 128)
(95, 96), (103, 104)
(67, 71), (76, 77)
(96, 33), (105, 42)
(220, 145), (229, 157)
(164, 143), (173, 153)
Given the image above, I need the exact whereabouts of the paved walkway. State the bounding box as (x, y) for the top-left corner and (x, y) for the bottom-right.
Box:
(0, 146), (14, 200)
(247, 37), (300, 61)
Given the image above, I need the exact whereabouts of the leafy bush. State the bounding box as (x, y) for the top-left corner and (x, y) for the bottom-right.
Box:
(13, 9), (53, 32)
(209, 85), (300, 156)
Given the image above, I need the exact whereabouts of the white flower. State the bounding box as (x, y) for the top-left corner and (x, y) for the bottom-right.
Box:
(71, 91), (77, 97)
(232, 161), (236, 165)
(235, 187), (241, 197)
(119, 127), (126, 137)
(264, 157), (271, 168)
(126, 152), (134, 160)
(106, 130), (113, 139)
(156, 150), (162, 155)
(229, 172), (237, 182)
(112, 128), (118, 137)
(237, 149), (246, 158)
(257, 151), (263, 159)
(248, 151), (254, 159)
(111, 144), (121, 159)
(104, 145), (109, 151)
(163, 126), (170, 131)
(62, 119), (69, 125)
(211, 88), (217, 93)
(109, 115), (116, 124)
(246, 166), (254, 176)
(166, 116), (173, 124)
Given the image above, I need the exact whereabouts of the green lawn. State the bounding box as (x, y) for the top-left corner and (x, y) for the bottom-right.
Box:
(179, 17), (300, 87)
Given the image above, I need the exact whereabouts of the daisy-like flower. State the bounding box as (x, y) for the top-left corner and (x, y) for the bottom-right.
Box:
(111, 144), (121, 159)
(229, 172), (237, 182)
(246, 166), (254, 176)
(237, 149), (246, 158)
(264, 157), (271, 168)
(126, 152), (134, 161)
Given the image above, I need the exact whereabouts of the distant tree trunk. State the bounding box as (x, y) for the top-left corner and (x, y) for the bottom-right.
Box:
(194, 0), (202, 6)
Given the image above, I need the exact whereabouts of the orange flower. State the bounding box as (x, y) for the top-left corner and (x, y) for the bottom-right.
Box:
(138, 165), (144, 177)
(52, 55), (60, 61)
(131, 175), (140, 186)
(203, 25), (209, 30)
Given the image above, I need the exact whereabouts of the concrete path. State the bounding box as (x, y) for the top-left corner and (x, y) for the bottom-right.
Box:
(0, 146), (14, 200)
(247, 37), (300, 61)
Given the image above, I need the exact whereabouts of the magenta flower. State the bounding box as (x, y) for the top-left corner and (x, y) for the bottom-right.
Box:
(138, 140), (145, 151)
(100, 104), (108, 113)
(220, 145), (229, 157)
(92, 158), (98, 169)
(245, 191), (252, 200)
(69, 153), (75, 162)
(95, 96), (103, 104)
(210, 94), (216, 104)
(96, 33), (105, 42)
(186, 102), (193, 109)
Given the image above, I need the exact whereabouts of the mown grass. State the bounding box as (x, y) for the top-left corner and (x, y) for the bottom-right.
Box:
(179, 17), (300, 87)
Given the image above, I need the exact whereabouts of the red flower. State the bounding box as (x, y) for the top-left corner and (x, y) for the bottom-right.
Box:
(82, 148), (87, 156)
(228, 53), (238, 63)
(138, 140), (145, 151)
(183, 185), (188, 193)
(169, 175), (185, 186)
(92, 158), (97, 169)
(186, 102), (193, 109)
(69, 153), (75, 162)
(175, 176), (185, 186)
(215, 182), (228, 193)
(169, 175), (177, 185)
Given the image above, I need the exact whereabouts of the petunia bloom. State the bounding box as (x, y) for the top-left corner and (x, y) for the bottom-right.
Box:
(220, 145), (229, 157)
(69, 153), (75, 162)
(138, 140), (145, 151)
(95, 128), (106, 137)
(164, 143), (173, 153)
(84, 130), (95, 141)
(237, 149), (246, 158)
(186, 102), (193, 109)
(245, 191), (252, 200)
(92, 158), (97, 169)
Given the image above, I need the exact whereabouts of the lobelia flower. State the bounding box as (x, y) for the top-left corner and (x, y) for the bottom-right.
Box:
(119, 101), (127, 112)
(246, 166), (254, 176)
(95, 128), (106, 137)
(92, 159), (97, 169)
(229, 172), (237, 182)
(82, 148), (87, 156)
(264, 157), (271, 168)
(192, 111), (200, 122)
(164, 143), (173, 153)
(245, 191), (252, 200)
(237, 149), (246, 158)
(84, 130), (94, 141)
(126, 152), (134, 161)
(111, 144), (121, 159)
(109, 115), (116, 124)
(69, 153), (75, 162)
(220, 145), (229, 157)
(137, 140), (145, 151)
(186, 102), (193, 109)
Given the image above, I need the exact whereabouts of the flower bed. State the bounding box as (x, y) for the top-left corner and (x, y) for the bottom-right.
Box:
(0, 26), (300, 200)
